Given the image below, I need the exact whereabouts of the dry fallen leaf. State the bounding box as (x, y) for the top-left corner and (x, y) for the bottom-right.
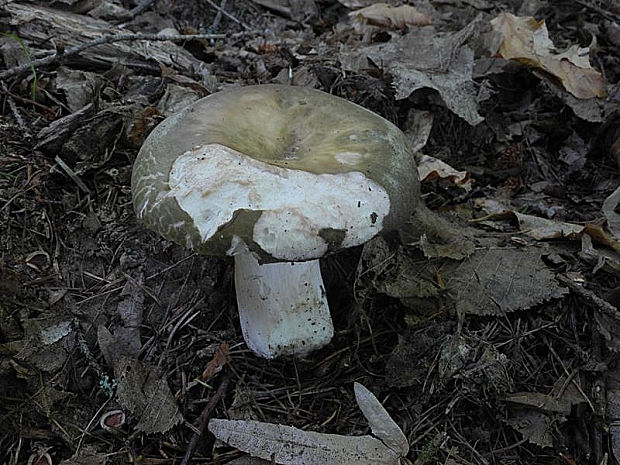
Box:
(56, 66), (102, 112)
(115, 356), (183, 434)
(404, 109), (434, 154)
(537, 78), (608, 123)
(417, 154), (473, 191)
(349, 3), (431, 30)
(202, 341), (230, 380)
(335, 0), (394, 9)
(445, 243), (567, 316)
(475, 198), (620, 253)
(340, 16), (488, 125)
(504, 409), (555, 448)
(209, 382), (408, 465)
(60, 446), (107, 465)
(10, 316), (75, 373)
(580, 234), (620, 274)
(126, 107), (164, 148)
(354, 383), (408, 456)
(490, 13), (606, 99)
(358, 233), (565, 317)
(503, 375), (586, 448)
(603, 186), (620, 239)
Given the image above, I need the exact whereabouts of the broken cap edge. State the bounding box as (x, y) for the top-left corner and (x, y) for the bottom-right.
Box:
(131, 84), (420, 262)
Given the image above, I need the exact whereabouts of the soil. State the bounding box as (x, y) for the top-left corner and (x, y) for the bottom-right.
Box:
(1, 0), (619, 464)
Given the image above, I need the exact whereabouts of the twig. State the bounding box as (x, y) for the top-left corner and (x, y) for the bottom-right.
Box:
(181, 373), (231, 465)
(557, 274), (620, 322)
(1, 81), (26, 130)
(0, 32), (242, 81)
(128, 0), (159, 17)
(54, 155), (91, 194)
(575, 0), (620, 21)
(122, 271), (161, 306)
(204, 0), (251, 30)
(211, 0), (228, 32)
(0, 85), (54, 112)
(590, 319), (605, 464)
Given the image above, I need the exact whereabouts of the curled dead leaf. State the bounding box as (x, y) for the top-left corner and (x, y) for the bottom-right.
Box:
(417, 155), (472, 191)
(349, 3), (431, 30)
(490, 13), (606, 99)
(340, 17), (487, 125)
(202, 341), (230, 380)
(475, 198), (620, 253)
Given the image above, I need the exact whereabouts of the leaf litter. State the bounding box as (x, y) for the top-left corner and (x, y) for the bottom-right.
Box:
(341, 16), (489, 125)
(490, 13), (607, 99)
(0, 0), (619, 464)
(349, 3), (431, 31)
(209, 383), (408, 465)
(357, 235), (567, 317)
(114, 356), (184, 434)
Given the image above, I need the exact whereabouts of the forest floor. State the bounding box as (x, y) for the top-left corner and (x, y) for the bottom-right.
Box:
(1, 0), (620, 464)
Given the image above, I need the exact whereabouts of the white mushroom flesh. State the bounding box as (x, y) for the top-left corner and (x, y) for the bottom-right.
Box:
(168, 143), (391, 261)
(234, 246), (332, 358)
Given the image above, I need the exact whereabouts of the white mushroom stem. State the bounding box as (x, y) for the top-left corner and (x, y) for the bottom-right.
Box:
(234, 251), (334, 359)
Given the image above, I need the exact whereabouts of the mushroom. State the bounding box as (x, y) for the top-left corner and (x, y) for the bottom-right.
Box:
(100, 410), (126, 433)
(132, 85), (420, 358)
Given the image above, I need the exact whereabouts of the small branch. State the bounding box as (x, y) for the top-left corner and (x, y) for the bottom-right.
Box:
(54, 155), (91, 194)
(211, 0), (228, 32)
(181, 373), (231, 465)
(0, 32), (243, 81)
(204, 0), (251, 30)
(590, 321), (605, 464)
(575, 0), (620, 21)
(0, 85), (54, 112)
(128, 0), (160, 17)
(557, 274), (620, 322)
(1, 81), (27, 130)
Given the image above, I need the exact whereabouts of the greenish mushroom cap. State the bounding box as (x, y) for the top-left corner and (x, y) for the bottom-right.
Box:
(131, 84), (420, 261)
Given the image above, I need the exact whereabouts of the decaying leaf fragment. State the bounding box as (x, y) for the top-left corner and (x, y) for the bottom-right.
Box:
(202, 340), (230, 380)
(503, 410), (555, 448)
(603, 186), (620, 239)
(208, 382), (408, 464)
(114, 356), (183, 434)
(353, 383), (409, 456)
(418, 155), (473, 191)
(340, 16), (488, 125)
(609, 389), (620, 462)
(475, 198), (620, 253)
(503, 375), (586, 448)
(446, 243), (567, 316)
(490, 13), (606, 99)
(349, 3), (431, 30)
(10, 316), (75, 373)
